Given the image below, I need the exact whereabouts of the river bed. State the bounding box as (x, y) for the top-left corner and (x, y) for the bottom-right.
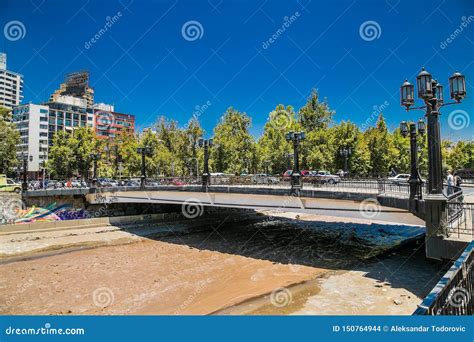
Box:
(0, 212), (448, 315)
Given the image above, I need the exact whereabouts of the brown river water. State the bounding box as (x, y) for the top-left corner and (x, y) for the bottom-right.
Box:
(0, 213), (449, 315)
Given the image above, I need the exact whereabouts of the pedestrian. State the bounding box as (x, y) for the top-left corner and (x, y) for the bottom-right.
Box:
(453, 172), (463, 191)
(446, 170), (454, 195)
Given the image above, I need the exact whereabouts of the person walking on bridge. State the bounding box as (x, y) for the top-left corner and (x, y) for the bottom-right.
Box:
(447, 170), (454, 196)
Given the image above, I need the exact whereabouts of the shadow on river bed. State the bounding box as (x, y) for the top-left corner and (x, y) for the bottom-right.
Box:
(142, 215), (449, 299)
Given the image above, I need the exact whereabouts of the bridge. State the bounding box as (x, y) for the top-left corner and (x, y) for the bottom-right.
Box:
(22, 177), (473, 260)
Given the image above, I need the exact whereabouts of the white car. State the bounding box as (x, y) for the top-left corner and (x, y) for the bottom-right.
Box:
(388, 174), (410, 184)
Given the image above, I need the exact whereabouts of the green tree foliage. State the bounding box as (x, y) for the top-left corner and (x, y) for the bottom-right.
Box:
(47, 131), (76, 179)
(350, 133), (371, 176)
(446, 140), (473, 171)
(364, 115), (397, 176)
(0, 106), (20, 176)
(298, 89), (334, 131)
(332, 121), (360, 171)
(257, 104), (296, 173)
(212, 108), (255, 174)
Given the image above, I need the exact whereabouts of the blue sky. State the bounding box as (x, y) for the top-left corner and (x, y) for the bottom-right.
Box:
(1, 0), (473, 140)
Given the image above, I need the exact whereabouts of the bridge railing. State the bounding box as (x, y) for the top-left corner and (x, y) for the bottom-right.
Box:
(413, 240), (473, 315)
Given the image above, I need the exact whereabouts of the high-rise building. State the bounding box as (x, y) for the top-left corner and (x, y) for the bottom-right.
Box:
(12, 104), (50, 176)
(94, 105), (135, 139)
(12, 96), (94, 175)
(50, 71), (94, 108)
(0, 52), (24, 109)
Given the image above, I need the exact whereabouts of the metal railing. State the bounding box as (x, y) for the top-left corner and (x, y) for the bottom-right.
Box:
(414, 241), (473, 315)
(446, 202), (473, 240)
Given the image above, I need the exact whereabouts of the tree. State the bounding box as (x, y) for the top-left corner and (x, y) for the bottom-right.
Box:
(257, 104), (296, 174)
(212, 108), (255, 174)
(68, 127), (101, 180)
(115, 131), (140, 178)
(391, 128), (410, 174)
(364, 114), (397, 176)
(446, 140), (473, 171)
(350, 133), (371, 176)
(47, 131), (75, 179)
(0, 106), (20, 176)
(305, 128), (335, 171)
(298, 89), (334, 131)
(332, 121), (360, 172)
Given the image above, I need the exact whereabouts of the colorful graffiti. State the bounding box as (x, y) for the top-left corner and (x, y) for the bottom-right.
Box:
(4, 202), (91, 224)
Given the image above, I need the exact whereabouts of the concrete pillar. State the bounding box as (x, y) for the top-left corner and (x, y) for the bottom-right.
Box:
(424, 193), (448, 260)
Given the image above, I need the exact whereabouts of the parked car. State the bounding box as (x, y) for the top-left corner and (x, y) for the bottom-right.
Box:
(313, 171), (341, 184)
(172, 178), (187, 186)
(252, 174), (279, 184)
(283, 170), (310, 177)
(388, 174), (410, 184)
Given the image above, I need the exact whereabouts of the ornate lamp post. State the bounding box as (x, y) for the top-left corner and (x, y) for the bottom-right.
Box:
(89, 153), (100, 189)
(401, 69), (466, 195)
(21, 154), (31, 192)
(198, 138), (213, 190)
(137, 146), (152, 188)
(400, 119), (425, 210)
(285, 131), (305, 195)
(339, 147), (352, 174)
(400, 68), (466, 253)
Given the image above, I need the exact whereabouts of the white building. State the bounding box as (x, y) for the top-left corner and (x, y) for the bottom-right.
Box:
(93, 102), (114, 112)
(13, 104), (49, 174)
(0, 53), (23, 109)
(12, 96), (94, 175)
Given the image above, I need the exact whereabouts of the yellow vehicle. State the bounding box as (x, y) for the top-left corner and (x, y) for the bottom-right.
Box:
(0, 175), (22, 193)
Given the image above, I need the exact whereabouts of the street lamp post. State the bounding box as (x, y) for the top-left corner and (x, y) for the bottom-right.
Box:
(285, 131), (306, 195)
(89, 153), (100, 189)
(400, 68), (466, 257)
(286, 153), (292, 171)
(21, 154), (30, 192)
(264, 160), (270, 175)
(137, 146), (152, 188)
(187, 157), (199, 177)
(339, 147), (352, 175)
(400, 120), (425, 210)
(198, 138), (213, 191)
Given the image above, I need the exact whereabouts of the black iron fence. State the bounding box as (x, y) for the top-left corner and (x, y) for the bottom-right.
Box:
(414, 241), (473, 315)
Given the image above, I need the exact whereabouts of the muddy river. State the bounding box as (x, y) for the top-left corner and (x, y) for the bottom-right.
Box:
(0, 212), (449, 315)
